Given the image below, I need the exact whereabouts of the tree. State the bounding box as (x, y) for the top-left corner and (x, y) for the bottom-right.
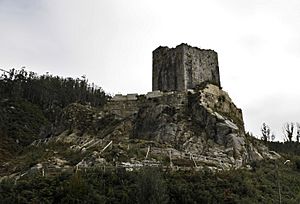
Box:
(0, 68), (108, 122)
(136, 167), (169, 204)
(296, 123), (300, 143)
(283, 122), (294, 142)
(271, 133), (276, 142)
(261, 123), (270, 142)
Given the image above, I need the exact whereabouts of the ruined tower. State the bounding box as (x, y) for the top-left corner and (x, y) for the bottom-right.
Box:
(152, 43), (220, 91)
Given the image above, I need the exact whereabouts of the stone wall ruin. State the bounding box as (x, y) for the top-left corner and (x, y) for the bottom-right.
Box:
(152, 43), (221, 92)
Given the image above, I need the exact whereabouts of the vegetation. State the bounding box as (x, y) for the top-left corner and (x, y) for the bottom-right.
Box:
(0, 68), (108, 120)
(1, 157), (300, 204)
(0, 68), (109, 160)
(283, 122), (295, 142)
(261, 123), (271, 142)
(2, 132), (300, 203)
(261, 122), (300, 143)
(2, 69), (300, 203)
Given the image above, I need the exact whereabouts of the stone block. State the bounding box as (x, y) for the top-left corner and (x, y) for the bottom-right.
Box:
(111, 94), (127, 101)
(126, 94), (138, 100)
(146, 90), (163, 98)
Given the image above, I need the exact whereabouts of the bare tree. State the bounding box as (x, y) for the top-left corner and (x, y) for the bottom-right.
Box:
(283, 122), (294, 142)
(271, 133), (276, 142)
(296, 123), (300, 143)
(261, 123), (270, 142)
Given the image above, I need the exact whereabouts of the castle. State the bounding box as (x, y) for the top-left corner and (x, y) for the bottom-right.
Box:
(152, 43), (220, 91)
(101, 44), (270, 170)
(106, 44), (242, 129)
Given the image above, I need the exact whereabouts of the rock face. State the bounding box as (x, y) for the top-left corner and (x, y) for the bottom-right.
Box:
(100, 83), (279, 170)
(7, 83), (279, 177)
(152, 43), (221, 91)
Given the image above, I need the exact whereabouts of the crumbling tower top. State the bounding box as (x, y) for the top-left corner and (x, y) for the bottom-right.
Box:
(152, 43), (220, 91)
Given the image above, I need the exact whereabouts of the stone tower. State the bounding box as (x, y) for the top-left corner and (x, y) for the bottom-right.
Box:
(152, 43), (220, 91)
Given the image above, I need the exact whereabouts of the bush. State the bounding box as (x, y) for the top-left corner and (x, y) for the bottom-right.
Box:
(295, 159), (300, 171)
(136, 167), (169, 204)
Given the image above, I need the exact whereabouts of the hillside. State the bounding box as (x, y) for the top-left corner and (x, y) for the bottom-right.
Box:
(1, 69), (300, 203)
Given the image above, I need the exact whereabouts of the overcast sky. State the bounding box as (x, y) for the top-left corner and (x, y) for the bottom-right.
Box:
(1, 0), (300, 141)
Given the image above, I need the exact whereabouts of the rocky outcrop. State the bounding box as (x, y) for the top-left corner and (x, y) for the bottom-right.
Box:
(131, 84), (271, 169)
(29, 83), (277, 171)
(2, 83), (279, 178)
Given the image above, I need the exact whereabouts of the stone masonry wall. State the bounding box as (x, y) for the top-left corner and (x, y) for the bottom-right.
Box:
(104, 91), (188, 118)
(103, 86), (241, 127)
(152, 43), (220, 92)
(183, 45), (220, 88)
(152, 46), (185, 91)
